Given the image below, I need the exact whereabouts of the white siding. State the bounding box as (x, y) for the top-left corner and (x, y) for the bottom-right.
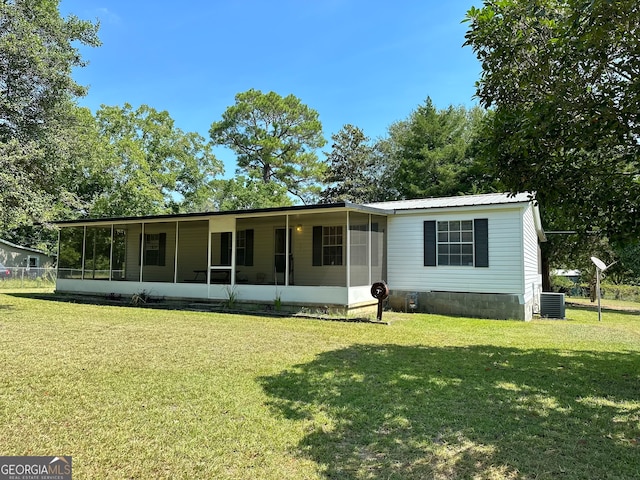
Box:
(387, 206), (526, 295)
(522, 203), (543, 309)
(0, 243), (55, 267)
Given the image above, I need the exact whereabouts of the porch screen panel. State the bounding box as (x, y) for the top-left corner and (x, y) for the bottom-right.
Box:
(349, 212), (370, 286)
(176, 221), (208, 283)
(370, 215), (386, 282)
(210, 232), (232, 284)
(142, 222), (176, 283)
(301, 212), (348, 287)
(236, 217), (266, 285)
(114, 223), (142, 281)
(58, 227), (84, 279)
(111, 225), (128, 280)
(83, 226), (111, 280)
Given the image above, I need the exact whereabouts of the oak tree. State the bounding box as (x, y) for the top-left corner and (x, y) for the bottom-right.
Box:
(464, 0), (640, 242)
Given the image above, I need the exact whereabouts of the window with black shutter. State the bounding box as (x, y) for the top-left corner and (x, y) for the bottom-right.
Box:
(424, 219), (488, 267)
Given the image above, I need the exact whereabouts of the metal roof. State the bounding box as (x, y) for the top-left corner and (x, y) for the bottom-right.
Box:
(53, 193), (540, 229)
(53, 201), (390, 226)
(365, 192), (534, 211)
(0, 238), (52, 256)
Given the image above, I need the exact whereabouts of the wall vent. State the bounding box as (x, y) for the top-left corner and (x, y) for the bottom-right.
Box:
(540, 292), (565, 319)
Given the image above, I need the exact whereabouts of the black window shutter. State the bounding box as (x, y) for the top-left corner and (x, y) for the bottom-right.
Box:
(474, 219), (489, 267)
(312, 226), (322, 266)
(138, 234), (142, 265)
(158, 233), (166, 266)
(245, 229), (254, 266)
(424, 221), (436, 266)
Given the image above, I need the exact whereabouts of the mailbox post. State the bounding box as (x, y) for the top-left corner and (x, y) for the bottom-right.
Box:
(371, 281), (389, 321)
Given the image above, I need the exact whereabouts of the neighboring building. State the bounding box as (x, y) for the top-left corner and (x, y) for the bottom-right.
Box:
(0, 238), (56, 268)
(553, 269), (581, 283)
(54, 193), (546, 320)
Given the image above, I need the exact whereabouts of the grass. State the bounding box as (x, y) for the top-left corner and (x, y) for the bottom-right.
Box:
(0, 289), (638, 479)
(0, 277), (56, 290)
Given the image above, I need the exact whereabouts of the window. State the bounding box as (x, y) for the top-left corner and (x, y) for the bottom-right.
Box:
(438, 220), (474, 266)
(313, 226), (343, 266)
(144, 233), (166, 266)
(424, 219), (488, 267)
(323, 226), (343, 266)
(236, 229), (254, 266)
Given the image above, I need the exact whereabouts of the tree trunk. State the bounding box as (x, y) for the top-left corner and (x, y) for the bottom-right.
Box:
(262, 163), (272, 183)
(542, 251), (551, 292)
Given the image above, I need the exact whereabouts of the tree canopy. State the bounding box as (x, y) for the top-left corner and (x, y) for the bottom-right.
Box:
(464, 0), (640, 243)
(92, 104), (223, 217)
(381, 98), (490, 199)
(208, 176), (293, 212)
(320, 124), (389, 204)
(210, 89), (326, 204)
(0, 0), (100, 231)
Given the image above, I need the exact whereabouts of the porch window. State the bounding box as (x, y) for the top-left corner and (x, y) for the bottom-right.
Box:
(424, 219), (488, 267)
(236, 229), (254, 266)
(313, 226), (343, 266)
(144, 233), (166, 266)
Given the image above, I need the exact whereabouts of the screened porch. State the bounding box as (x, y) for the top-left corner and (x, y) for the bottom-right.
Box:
(56, 206), (388, 307)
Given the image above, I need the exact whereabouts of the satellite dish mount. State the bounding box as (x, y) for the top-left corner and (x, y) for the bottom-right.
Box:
(590, 256), (616, 322)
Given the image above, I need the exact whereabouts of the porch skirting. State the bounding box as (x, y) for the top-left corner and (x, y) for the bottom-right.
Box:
(55, 279), (377, 312)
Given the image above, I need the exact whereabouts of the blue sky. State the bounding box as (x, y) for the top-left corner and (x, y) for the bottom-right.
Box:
(59, 0), (483, 176)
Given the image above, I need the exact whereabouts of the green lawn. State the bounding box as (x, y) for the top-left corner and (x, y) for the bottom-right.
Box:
(1, 290), (638, 479)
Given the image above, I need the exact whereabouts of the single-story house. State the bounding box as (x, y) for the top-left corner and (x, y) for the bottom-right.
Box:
(0, 238), (56, 268)
(54, 192), (546, 320)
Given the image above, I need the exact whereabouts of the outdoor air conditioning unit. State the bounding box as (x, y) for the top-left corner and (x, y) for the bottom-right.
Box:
(540, 292), (565, 319)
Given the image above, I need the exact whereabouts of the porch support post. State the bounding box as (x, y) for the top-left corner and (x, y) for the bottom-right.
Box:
(56, 228), (61, 279)
(346, 211), (351, 289)
(285, 215), (290, 286)
(139, 222), (145, 282)
(109, 224), (114, 282)
(231, 228), (236, 286)
(81, 226), (86, 280)
(206, 220), (212, 285)
(174, 221), (179, 284)
(368, 214), (372, 285)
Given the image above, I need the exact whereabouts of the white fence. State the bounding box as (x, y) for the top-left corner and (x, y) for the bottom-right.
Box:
(0, 267), (57, 286)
